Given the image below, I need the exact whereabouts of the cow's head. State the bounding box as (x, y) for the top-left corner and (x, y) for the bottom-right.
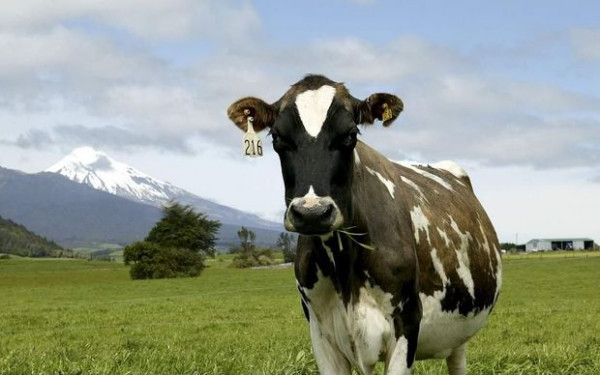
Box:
(227, 75), (403, 235)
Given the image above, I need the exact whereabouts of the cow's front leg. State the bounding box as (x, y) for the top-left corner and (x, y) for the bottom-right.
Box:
(310, 320), (351, 375)
(385, 293), (422, 375)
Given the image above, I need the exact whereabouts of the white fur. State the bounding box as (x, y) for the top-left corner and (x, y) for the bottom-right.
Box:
(437, 227), (451, 248)
(395, 161), (454, 191)
(354, 149), (361, 166)
(400, 176), (426, 201)
(387, 336), (410, 374)
(304, 269), (401, 374)
(410, 205), (431, 245)
(295, 85), (337, 138)
(366, 166), (396, 199)
(430, 248), (449, 285)
(431, 160), (468, 180)
(449, 216), (475, 300)
(417, 292), (491, 359)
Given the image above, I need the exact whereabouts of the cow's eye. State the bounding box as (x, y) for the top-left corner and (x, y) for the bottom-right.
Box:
(338, 131), (358, 149)
(270, 131), (294, 152)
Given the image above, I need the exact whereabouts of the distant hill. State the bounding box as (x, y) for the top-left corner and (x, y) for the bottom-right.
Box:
(0, 166), (282, 251)
(46, 147), (282, 231)
(0, 166), (163, 249)
(0, 215), (72, 258)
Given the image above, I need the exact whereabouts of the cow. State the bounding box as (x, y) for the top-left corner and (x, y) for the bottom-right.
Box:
(227, 75), (502, 375)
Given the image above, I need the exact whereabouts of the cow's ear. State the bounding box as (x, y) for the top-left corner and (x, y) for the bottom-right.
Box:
(227, 97), (278, 132)
(353, 93), (403, 127)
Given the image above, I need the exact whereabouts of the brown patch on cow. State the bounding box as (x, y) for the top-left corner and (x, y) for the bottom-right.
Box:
(227, 96), (278, 132)
(354, 142), (500, 315)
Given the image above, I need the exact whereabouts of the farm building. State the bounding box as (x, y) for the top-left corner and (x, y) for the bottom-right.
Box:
(525, 238), (596, 252)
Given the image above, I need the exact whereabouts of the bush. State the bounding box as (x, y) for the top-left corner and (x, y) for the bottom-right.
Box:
(230, 247), (275, 268)
(123, 202), (220, 280)
(124, 241), (205, 279)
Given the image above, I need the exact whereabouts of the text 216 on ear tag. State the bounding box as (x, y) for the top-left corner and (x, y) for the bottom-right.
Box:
(242, 116), (263, 158)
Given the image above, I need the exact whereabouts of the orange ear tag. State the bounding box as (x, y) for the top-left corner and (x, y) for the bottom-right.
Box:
(242, 114), (263, 158)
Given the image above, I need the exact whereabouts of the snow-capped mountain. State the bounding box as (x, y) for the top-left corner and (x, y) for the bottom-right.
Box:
(46, 147), (185, 206)
(46, 147), (282, 231)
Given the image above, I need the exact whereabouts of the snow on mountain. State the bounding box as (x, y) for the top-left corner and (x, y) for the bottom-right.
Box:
(45, 147), (282, 231)
(46, 146), (185, 205)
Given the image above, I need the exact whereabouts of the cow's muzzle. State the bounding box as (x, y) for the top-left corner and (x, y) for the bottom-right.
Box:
(284, 195), (343, 235)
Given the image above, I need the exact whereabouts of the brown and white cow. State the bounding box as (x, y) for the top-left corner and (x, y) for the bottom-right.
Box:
(227, 75), (502, 375)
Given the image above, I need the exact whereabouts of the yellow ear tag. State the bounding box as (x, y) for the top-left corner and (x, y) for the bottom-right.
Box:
(242, 114), (263, 158)
(382, 103), (393, 122)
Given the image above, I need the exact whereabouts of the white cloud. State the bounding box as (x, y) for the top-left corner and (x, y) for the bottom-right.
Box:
(0, 0), (261, 42)
(1, 13), (599, 178)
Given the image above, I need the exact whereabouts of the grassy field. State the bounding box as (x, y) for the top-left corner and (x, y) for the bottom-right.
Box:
(1, 252), (599, 375)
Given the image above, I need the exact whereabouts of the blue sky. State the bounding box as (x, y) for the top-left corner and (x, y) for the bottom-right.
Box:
(0, 0), (599, 243)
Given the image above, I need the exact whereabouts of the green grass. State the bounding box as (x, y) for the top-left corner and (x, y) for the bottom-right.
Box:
(1, 253), (599, 374)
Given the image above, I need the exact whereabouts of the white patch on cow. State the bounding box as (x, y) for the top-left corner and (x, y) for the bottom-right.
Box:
(395, 161), (454, 191)
(417, 292), (492, 360)
(449, 216), (475, 300)
(493, 243), (503, 301)
(400, 176), (427, 201)
(354, 149), (361, 166)
(386, 336), (410, 374)
(437, 227), (451, 248)
(304, 269), (397, 374)
(295, 85), (336, 138)
(418, 248), (488, 359)
(410, 205), (431, 245)
(432, 160), (468, 184)
(365, 166), (396, 199)
(430, 248), (448, 285)
(349, 281), (395, 374)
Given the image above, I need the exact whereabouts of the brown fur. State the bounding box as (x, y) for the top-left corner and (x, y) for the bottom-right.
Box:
(353, 141), (501, 313)
(227, 96), (278, 133)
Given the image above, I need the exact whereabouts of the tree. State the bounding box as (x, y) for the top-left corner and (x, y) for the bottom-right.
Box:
(230, 226), (274, 268)
(146, 203), (220, 256)
(237, 226), (256, 254)
(500, 242), (517, 251)
(123, 202), (221, 279)
(277, 232), (297, 263)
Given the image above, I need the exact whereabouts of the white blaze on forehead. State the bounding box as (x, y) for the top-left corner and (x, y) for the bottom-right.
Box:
(295, 85), (337, 138)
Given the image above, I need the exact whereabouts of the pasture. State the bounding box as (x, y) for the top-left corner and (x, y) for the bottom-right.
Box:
(1, 252), (599, 375)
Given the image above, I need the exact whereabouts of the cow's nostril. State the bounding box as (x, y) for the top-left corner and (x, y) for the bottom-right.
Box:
(321, 204), (334, 220)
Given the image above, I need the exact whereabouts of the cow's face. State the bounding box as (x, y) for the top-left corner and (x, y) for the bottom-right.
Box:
(228, 75), (403, 235)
